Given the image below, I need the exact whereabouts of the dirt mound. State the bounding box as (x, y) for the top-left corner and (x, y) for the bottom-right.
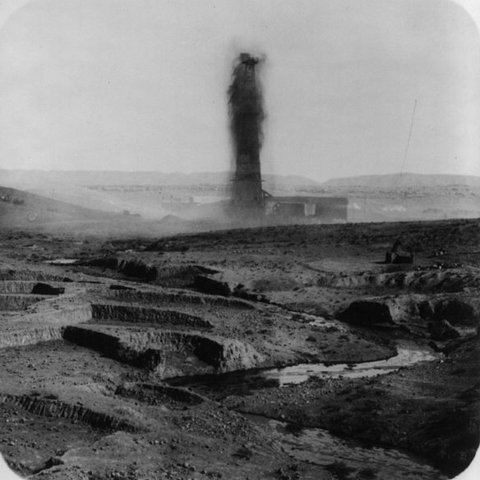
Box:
(0, 394), (138, 432)
(78, 257), (118, 269)
(91, 303), (213, 329)
(430, 298), (478, 325)
(154, 265), (220, 288)
(0, 281), (50, 294)
(428, 319), (461, 341)
(77, 257), (158, 281)
(0, 269), (68, 282)
(105, 288), (255, 309)
(63, 326), (167, 374)
(0, 295), (47, 311)
(324, 267), (480, 293)
(116, 382), (205, 406)
(118, 259), (157, 281)
(335, 294), (479, 341)
(63, 325), (264, 375)
(0, 326), (65, 348)
(193, 275), (232, 296)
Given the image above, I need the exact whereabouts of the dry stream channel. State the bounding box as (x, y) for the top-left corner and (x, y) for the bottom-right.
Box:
(0, 269), (457, 479)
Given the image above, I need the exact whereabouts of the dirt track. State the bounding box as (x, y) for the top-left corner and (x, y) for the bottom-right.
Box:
(0, 218), (479, 479)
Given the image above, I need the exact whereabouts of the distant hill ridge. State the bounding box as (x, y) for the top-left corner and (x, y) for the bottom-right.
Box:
(322, 173), (480, 188)
(0, 169), (319, 187)
(0, 184), (114, 218)
(2, 169), (479, 189)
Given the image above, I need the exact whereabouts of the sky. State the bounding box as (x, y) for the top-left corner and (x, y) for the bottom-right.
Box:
(0, 0), (479, 183)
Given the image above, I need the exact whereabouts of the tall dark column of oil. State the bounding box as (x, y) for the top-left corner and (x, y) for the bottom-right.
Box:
(228, 53), (265, 216)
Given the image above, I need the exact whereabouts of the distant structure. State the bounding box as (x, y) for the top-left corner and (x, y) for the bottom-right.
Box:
(228, 53), (265, 213)
(225, 52), (348, 224)
(264, 195), (348, 222)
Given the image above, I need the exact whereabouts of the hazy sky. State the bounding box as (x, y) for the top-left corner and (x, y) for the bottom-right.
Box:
(0, 0), (479, 182)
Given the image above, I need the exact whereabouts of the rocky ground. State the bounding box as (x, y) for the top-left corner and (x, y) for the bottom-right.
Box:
(0, 217), (479, 479)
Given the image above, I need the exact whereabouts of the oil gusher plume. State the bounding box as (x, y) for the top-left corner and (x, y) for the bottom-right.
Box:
(228, 53), (265, 214)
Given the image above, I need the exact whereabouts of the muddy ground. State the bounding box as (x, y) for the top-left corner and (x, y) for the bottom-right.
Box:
(0, 218), (479, 479)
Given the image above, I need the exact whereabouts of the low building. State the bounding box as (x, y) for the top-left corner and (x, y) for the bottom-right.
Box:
(264, 195), (348, 222)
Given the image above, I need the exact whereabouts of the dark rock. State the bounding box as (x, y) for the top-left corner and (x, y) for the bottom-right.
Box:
(233, 284), (266, 302)
(428, 340), (442, 352)
(78, 257), (118, 269)
(31, 283), (65, 295)
(193, 265), (220, 275)
(118, 260), (157, 281)
(194, 275), (232, 297)
(441, 338), (464, 353)
(433, 299), (476, 326)
(428, 319), (461, 341)
(337, 301), (394, 325)
(419, 301), (435, 319)
(392, 253), (414, 264)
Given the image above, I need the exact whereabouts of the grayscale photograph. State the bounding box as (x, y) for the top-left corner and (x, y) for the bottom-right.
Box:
(0, 1), (479, 479)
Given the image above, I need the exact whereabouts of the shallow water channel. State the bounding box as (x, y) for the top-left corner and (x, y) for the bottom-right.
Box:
(263, 340), (440, 385)
(169, 341), (446, 480)
(168, 341), (440, 396)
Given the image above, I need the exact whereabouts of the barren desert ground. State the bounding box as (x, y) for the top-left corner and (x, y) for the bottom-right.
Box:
(0, 217), (479, 480)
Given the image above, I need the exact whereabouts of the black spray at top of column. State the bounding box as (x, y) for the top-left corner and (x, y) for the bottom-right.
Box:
(228, 53), (265, 157)
(228, 53), (266, 211)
